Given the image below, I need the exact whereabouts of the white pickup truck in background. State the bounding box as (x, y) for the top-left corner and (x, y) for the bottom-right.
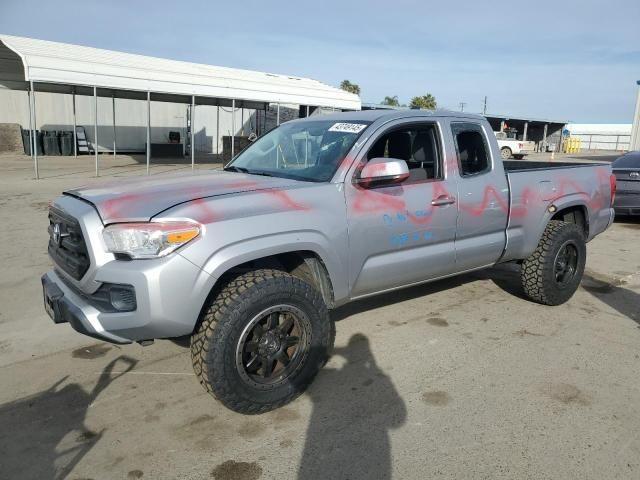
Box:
(495, 131), (535, 159)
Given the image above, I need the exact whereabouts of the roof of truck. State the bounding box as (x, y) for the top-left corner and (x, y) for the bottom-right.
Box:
(301, 109), (486, 123)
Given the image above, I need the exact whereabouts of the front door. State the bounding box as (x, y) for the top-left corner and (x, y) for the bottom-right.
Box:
(345, 119), (459, 298)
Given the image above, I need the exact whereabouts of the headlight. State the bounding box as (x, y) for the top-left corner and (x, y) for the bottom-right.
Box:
(102, 221), (201, 259)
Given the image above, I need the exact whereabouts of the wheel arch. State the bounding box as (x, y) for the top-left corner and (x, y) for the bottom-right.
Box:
(194, 246), (339, 336)
(551, 204), (589, 238)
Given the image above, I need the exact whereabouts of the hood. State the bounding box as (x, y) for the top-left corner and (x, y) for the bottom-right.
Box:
(64, 170), (301, 224)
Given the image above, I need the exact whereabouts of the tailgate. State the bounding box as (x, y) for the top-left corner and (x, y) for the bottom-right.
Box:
(614, 169), (640, 193)
(519, 142), (535, 153)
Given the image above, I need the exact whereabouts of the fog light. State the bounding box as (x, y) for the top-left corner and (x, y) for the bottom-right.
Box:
(109, 285), (137, 312)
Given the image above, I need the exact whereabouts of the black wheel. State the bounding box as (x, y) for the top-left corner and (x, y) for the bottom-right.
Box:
(521, 220), (586, 305)
(191, 269), (334, 414)
(513, 154), (525, 160)
(500, 147), (512, 160)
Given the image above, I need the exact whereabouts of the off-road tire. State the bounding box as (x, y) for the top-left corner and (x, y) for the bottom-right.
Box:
(521, 220), (586, 305)
(500, 147), (512, 160)
(190, 269), (334, 414)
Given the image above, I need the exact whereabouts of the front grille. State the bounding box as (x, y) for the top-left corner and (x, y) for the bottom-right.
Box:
(48, 207), (90, 280)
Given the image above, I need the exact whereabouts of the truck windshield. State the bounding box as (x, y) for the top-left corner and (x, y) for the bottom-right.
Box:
(225, 120), (371, 182)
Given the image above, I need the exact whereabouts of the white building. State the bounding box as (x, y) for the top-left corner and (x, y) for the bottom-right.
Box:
(565, 123), (632, 151)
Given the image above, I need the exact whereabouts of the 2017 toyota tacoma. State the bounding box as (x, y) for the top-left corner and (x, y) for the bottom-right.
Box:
(42, 110), (616, 414)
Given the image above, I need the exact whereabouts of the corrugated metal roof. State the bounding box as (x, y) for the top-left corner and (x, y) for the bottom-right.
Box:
(0, 34), (360, 109)
(484, 112), (568, 124)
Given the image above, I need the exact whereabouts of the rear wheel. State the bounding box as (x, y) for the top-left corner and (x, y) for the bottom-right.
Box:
(190, 269), (334, 414)
(521, 221), (586, 305)
(500, 147), (512, 159)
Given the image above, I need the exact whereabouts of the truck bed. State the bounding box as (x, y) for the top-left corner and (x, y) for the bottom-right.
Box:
(500, 160), (613, 264)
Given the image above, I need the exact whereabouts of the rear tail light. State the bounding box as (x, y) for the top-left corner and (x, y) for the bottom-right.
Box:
(610, 174), (616, 207)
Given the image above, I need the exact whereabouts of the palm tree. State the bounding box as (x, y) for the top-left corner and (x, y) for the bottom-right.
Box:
(340, 80), (361, 95)
(409, 94), (437, 110)
(381, 96), (400, 107)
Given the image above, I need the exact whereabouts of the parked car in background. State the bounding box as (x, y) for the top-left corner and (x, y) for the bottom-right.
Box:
(495, 131), (535, 159)
(612, 151), (640, 216)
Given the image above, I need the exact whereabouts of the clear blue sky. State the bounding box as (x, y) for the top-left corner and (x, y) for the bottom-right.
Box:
(1, 0), (638, 122)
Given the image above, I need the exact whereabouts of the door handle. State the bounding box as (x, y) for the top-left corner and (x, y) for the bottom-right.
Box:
(431, 195), (456, 206)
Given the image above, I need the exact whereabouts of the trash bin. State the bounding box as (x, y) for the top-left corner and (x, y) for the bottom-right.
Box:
(59, 131), (74, 156)
(43, 130), (61, 156)
(21, 129), (30, 155)
(21, 129), (44, 156)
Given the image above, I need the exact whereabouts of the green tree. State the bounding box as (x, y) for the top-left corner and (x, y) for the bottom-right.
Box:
(381, 95), (400, 106)
(409, 94), (437, 110)
(340, 80), (361, 95)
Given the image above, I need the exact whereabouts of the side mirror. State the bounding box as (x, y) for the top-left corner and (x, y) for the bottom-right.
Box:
(357, 157), (410, 186)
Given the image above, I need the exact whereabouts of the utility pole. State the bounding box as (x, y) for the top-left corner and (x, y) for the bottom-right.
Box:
(483, 96), (487, 115)
(459, 102), (467, 112)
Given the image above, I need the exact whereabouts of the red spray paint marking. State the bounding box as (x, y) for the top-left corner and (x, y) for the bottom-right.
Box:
(351, 168), (611, 224)
(98, 175), (309, 224)
(458, 185), (510, 218)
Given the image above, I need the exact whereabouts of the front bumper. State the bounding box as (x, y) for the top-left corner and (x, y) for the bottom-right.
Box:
(43, 251), (215, 344)
(42, 273), (130, 344)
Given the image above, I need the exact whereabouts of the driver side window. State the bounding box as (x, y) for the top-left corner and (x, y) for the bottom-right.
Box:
(366, 124), (442, 182)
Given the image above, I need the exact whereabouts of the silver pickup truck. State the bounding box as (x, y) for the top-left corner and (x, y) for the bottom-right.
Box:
(42, 110), (616, 414)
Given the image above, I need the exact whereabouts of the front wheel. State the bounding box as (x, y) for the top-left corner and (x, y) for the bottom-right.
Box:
(190, 269), (334, 414)
(520, 221), (586, 305)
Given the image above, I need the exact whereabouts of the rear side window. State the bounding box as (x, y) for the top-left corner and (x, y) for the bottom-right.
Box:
(451, 123), (491, 176)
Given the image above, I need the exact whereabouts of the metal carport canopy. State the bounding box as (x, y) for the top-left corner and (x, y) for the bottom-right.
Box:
(0, 34), (360, 109)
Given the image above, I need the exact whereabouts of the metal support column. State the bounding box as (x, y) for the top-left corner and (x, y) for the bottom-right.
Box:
(306, 105), (310, 117)
(112, 95), (117, 158)
(522, 122), (528, 141)
(240, 105), (244, 136)
(542, 123), (548, 152)
(216, 105), (220, 158)
(231, 99), (236, 158)
(29, 81), (38, 179)
(72, 89), (77, 158)
(263, 104), (267, 135)
(93, 86), (99, 176)
(276, 103), (280, 125)
(146, 91), (150, 175)
(191, 95), (195, 169)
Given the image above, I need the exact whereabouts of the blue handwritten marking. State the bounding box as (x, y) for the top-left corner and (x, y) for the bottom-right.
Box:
(415, 210), (432, 217)
(390, 230), (433, 247)
(382, 209), (432, 226)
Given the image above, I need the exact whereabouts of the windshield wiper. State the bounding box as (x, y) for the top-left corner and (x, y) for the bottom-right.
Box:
(224, 165), (249, 173)
(247, 170), (275, 177)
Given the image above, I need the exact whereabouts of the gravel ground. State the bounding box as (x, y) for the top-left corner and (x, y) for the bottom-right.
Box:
(0, 151), (638, 480)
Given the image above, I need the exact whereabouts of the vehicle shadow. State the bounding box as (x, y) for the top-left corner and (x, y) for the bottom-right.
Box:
(581, 273), (640, 327)
(296, 334), (407, 479)
(0, 355), (138, 479)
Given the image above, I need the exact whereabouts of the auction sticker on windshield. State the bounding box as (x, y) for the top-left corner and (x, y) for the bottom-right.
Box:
(328, 123), (368, 133)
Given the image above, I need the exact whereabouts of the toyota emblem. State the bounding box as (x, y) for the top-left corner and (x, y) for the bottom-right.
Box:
(52, 223), (62, 246)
